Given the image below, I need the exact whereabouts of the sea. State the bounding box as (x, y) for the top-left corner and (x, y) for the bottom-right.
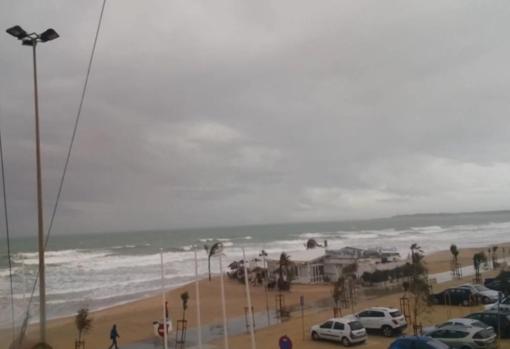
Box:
(1, 210), (510, 328)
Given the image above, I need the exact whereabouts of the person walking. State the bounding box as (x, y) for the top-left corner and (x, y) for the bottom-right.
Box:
(108, 324), (120, 349)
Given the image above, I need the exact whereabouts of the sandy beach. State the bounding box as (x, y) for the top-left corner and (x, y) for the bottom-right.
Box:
(2, 242), (509, 349)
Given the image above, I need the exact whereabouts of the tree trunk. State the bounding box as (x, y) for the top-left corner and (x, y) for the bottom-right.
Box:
(208, 258), (211, 281)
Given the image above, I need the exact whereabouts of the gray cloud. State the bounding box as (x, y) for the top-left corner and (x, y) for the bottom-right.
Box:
(2, 1), (510, 235)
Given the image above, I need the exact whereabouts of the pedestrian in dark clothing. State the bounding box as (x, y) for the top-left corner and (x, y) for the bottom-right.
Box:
(108, 324), (120, 349)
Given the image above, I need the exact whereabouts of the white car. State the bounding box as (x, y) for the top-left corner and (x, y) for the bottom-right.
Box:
(355, 307), (407, 336)
(310, 316), (367, 346)
(484, 296), (510, 312)
(459, 284), (499, 304)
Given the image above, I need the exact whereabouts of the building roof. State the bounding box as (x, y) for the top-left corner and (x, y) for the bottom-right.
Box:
(266, 248), (326, 263)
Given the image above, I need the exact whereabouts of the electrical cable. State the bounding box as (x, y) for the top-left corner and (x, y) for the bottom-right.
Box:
(0, 119), (16, 344)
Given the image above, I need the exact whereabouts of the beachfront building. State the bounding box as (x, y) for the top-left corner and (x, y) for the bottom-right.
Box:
(265, 246), (405, 284)
(266, 249), (327, 284)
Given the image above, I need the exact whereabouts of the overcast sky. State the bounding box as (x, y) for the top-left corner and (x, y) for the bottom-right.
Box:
(2, 1), (510, 235)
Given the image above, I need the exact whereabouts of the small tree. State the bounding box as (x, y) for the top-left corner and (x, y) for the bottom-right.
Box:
(450, 244), (461, 278)
(492, 246), (499, 268)
(180, 291), (189, 320)
(408, 244), (430, 334)
(332, 276), (346, 315)
(473, 252), (487, 283)
(450, 244), (459, 264)
(278, 252), (292, 291)
(75, 308), (92, 349)
(332, 278), (341, 307)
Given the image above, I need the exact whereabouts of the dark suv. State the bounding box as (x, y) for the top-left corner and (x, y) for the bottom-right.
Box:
(430, 287), (478, 306)
(465, 311), (510, 338)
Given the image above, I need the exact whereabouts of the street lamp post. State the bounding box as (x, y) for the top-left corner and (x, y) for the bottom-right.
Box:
(6, 25), (59, 345)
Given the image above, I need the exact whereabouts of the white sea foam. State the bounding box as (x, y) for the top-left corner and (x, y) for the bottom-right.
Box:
(344, 233), (379, 239)
(14, 249), (111, 266)
(410, 225), (444, 234)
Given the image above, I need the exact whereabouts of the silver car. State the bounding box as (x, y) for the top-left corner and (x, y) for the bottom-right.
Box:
(484, 296), (510, 312)
(459, 284), (499, 304)
(423, 318), (495, 335)
(425, 325), (496, 349)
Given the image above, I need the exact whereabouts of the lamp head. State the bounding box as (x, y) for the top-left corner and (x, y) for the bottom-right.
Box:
(6, 25), (28, 40)
(22, 39), (36, 47)
(39, 28), (59, 42)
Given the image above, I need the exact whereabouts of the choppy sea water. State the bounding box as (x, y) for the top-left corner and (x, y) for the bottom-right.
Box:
(1, 210), (510, 328)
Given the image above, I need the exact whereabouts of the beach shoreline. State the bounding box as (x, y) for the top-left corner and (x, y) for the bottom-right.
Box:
(2, 241), (509, 349)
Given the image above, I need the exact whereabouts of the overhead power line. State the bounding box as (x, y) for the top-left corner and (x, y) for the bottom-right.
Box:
(0, 118), (16, 344)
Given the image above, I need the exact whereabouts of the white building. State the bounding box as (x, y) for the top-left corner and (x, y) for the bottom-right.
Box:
(266, 247), (405, 284)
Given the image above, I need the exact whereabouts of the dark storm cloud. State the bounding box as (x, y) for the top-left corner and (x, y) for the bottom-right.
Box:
(2, 1), (510, 235)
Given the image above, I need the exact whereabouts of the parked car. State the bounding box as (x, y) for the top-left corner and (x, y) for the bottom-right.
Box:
(484, 271), (510, 294)
(430, 287), (478, 306)
(310, 316), (367, 346)
(355, 307), (407, 336)
(484, 280), (510, 295)
(465, 311), (510, 338)
(484, 296), (510, 312)
(423, 318), (495, 334)
(424, 325), (496, 349)
(459, 284), (499, 304)
(388, 336), (449, 349)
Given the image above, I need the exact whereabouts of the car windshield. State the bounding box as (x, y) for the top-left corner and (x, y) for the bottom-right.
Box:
(348, 321), (364, 330)
(390, 310), (402, 317)
(471, 321), (487, 328)
(473, 285), (489, 292)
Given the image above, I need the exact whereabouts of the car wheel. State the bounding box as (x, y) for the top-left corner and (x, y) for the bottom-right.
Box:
(311, 331), (319, 341)
(382, 325), (393, 337)
(341, 337), (350, 347)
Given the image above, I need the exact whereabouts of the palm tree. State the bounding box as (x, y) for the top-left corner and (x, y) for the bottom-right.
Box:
(473, 252), (487, 280)
(259, 249), (269, 282)
(204, 242), (224, 281)
(450, 244), (460, 278)
(492, 246), (498, 268)
(407, 243), (429, 334)
(278, 252), (291, 291)
(410, 243), (423, 264)
(180, 291), (189, 320)
(332, 276), (345, 315)
(450, 244), (459, 264)
(75, 308), (92, 349)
